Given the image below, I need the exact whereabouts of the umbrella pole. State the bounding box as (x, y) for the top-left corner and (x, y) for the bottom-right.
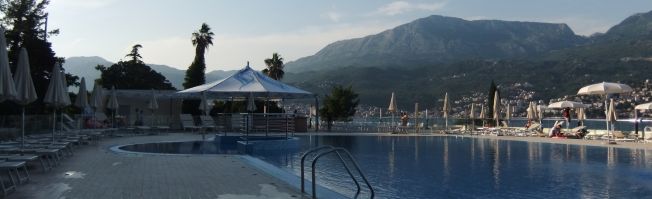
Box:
(52, 109), (56, 143)
(21, 107), (25, 149)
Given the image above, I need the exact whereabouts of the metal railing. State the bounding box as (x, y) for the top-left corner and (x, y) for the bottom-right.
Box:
(301, 145), (374, 199)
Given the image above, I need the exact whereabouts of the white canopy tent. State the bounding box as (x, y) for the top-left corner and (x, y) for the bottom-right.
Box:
(175, 63), (318, 130)
(176, 64), (313, 99)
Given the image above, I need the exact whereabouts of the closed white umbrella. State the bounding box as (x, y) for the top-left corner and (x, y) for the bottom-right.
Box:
(577, 82), (632, 136)
(147, 89), (159, 126)
(493, 91), (500, 127)
(388, 92), (397, 128)
(469, 103), (475, 130)
(443, 93), (449, 129)
(44, 63), (71, 142)
(606, 99), (618, 143)
(13, 48), (37, 148)
(88, 83), (104, 128)
(576, 108), (586, 126)
(106, 86), (119, 127)
(74, 77), (90, 109)
(414, 102), (419, 133)
(74, 77), (90, 130)
(0, 27), (16, 102)
(479, 106), (485, 126)
(89, 83), (104, 110)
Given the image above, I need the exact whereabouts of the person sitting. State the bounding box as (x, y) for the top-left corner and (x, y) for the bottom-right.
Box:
(551, 124), (562, 137)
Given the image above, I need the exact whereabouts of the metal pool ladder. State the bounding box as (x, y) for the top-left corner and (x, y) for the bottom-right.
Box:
(301, 145), (374, 199)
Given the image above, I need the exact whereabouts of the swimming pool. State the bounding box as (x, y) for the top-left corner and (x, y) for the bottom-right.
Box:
(249, 135), (652, 198)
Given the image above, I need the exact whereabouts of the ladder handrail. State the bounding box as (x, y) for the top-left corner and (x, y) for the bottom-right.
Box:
(301, 145), (375, 199)
(311, 148), (362, 199)
(301, 146), (335, 193)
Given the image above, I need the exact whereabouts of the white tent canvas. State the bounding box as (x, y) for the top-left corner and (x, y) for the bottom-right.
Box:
(177, 64), (313, 99)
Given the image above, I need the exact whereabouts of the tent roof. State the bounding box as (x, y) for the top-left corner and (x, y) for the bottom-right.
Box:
(175, 64), (314, 99)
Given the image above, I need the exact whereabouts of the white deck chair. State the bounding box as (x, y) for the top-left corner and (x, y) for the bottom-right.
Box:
(180, 114), (201, 132)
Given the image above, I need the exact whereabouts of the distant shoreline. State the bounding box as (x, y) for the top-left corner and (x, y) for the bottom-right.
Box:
(301, 132), (652, 150)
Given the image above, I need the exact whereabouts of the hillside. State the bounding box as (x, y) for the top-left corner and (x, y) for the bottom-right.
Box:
(284, 10), (652, 108)
(285, 15), (587, 73)
(63, 56), (236, 89)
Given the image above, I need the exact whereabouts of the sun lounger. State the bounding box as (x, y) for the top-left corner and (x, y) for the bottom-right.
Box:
(180, 114), (201, 132)
(612, 131), (636, 142)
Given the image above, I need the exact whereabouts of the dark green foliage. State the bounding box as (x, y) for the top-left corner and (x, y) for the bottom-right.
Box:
(319, 85), (359, 131)
(263, 53), (284, 80)
(95, 44), (175, 90)
(182, 23), (214, 115)
(0, 0), (79, 115)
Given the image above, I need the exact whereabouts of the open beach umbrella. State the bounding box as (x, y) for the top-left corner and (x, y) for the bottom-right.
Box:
(548, 101), (587, 132)
(0, 27), (16, 102)
(493, 91), (500, 127)
(577, 82), (632, 135)
(147, 89), (159, 126)
(635, 102), (652, 110)
(547, 101), (588, 109)
(13, 48), (37, 148)
(199, 92), (210, 115)
(44, 63), (71, 142)
(388, 92), (397, 127)
(106, 86), (119, 127)
(443, 93), (449, 129)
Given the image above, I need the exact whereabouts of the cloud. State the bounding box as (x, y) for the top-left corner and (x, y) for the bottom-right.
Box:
(321, 11), (342, 22)
(376, 1), (447, 16)
(50, 0), (114, 9)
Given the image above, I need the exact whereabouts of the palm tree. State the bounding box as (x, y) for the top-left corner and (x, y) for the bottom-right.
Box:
(263, 53), (284, 80)
(183, 23), (214, 89)
(182, 23), (214, 115)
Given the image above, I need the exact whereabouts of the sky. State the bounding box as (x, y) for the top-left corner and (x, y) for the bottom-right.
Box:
(48, 0), (652, 71)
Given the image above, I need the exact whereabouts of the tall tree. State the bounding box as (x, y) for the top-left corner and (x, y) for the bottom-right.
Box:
(125, 44), (143, 62)
(182, 23), (214, 114)
(96, 44), (175, 90)
(0, 0), (78, 115)
(263, 53), (284, 80)
(319, 85), (359, 131)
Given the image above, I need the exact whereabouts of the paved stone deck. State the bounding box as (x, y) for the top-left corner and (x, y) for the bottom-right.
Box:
(7, 133), (305, 199)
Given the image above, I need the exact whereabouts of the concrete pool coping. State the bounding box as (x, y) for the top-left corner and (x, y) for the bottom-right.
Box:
(109, 136), (348, 199)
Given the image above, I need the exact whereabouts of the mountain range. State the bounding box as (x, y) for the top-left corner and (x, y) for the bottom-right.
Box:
(64, 10), (652, 109)
(282, 10), (652, 108)
(63, 56), (236, 89)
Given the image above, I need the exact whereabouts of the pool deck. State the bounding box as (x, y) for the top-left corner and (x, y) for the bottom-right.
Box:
(9, 133), (306, 199)
(11, 130), (652, 198)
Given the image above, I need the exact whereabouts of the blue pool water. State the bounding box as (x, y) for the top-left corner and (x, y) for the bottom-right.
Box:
(249, 135), (652, 199)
